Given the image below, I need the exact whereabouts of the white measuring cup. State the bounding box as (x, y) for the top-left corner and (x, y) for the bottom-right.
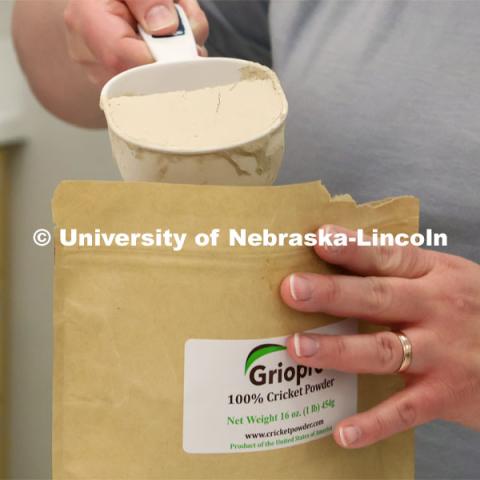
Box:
(100, 5), (288, 185)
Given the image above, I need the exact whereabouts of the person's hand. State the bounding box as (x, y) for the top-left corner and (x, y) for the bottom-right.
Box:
(280, 225), (480, 449)
(63, 0), (209, 85)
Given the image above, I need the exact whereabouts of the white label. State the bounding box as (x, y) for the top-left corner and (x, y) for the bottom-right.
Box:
(183, 319), (357, 454)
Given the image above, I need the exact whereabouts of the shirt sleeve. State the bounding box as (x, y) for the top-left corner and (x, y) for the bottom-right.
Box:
(199, 0), (272, 67)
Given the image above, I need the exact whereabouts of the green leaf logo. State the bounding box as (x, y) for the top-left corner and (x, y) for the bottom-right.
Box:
(244, 344), (287, 374)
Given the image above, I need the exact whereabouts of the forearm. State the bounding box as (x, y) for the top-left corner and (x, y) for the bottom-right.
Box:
(12, 0), (106, 128)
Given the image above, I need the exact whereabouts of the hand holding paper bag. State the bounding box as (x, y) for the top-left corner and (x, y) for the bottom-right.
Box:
(282, 225), (480, 448)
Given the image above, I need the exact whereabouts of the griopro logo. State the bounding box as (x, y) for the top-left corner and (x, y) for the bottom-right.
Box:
(244, 343), (323, 387)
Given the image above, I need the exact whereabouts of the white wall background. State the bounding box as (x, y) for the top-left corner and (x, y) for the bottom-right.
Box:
(1, 2), (118, 477)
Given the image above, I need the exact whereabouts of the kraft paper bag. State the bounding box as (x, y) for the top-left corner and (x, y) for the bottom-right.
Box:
(52, 180), (418, 479)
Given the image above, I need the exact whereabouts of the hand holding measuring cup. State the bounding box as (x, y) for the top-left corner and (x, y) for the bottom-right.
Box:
(100, 5), (288, 184)
(63, 0), (209, 86)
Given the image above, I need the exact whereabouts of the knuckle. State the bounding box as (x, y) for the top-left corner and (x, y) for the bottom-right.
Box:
(333, 336), (348, 360)
(365, 277), (392, 315)
(373, 413), (388, 438)
(450, 292), (476, 315)
(375, 245), (400, 273)
(323, 276), (342, 304)
(436, 276), (478, 317)
(437, 252), (462, 272)
(375, 332), (397, 371)
(372, 401), (417, 440)
(404, 250), (419, 276)
(395, 401), (417, 429)
(409, 381), (447, 423)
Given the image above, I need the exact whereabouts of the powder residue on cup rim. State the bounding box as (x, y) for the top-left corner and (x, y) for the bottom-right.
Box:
(104, 69), (286, 151)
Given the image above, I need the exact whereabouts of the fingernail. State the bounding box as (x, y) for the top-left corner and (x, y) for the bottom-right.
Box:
(145, 5), (176, 32)
(293, 334), (318, 357)
(339, 426), (361, 447)
(289, 274), (312, 301)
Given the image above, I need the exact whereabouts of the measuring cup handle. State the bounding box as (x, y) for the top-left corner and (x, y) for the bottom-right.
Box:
(138, 5), (198, 64)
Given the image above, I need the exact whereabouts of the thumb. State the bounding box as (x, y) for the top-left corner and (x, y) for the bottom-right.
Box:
(124, 0), (179, 36)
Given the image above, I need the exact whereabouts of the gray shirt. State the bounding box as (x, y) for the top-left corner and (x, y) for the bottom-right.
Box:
(201, 1), (480, 478)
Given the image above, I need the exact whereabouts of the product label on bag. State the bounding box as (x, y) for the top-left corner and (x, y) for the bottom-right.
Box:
(183, 319), (357, 454)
